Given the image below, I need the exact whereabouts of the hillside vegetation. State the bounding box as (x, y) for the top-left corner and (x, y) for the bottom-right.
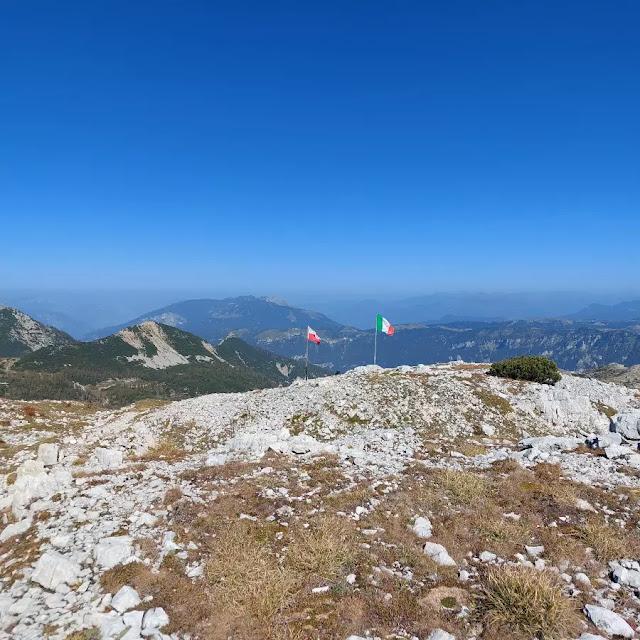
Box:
(0, 322), (324, 406)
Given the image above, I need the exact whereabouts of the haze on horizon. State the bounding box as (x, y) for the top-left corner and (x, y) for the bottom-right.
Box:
(2, 2), (639, 294)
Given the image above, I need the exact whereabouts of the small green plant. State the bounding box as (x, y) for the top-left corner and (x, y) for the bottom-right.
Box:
(488, 356), (561, 385)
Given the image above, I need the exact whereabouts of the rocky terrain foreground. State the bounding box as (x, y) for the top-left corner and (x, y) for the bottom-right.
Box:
(4, 364), (640, 639)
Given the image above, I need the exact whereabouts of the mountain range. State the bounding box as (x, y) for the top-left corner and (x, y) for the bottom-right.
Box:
(4, 296), (640, 404)
(84, 297), (640, 372)
(0, 308), (324, 406)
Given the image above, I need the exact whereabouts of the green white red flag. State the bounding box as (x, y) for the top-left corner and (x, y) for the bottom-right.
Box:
(376, 314), (394, 335)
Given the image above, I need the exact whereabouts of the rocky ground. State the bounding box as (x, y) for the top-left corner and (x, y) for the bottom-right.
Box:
(3, 363), (640, 639)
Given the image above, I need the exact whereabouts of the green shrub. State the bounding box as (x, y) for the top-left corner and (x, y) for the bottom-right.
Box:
(488, 356), (561, 385)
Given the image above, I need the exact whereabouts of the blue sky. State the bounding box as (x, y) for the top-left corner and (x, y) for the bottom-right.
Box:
(1, 1), (639, 295)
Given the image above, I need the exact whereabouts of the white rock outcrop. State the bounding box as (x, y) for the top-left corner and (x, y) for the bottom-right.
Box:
(31, 551), (80, 590)
(93, 536), (134, 569)
(584, 604), (634, 638)
(423, 542), (456, 566)
(111, 585), (141, 613)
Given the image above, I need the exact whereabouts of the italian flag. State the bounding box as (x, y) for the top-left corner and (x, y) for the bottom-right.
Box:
(376, 314), (394, 335)
(307, 326), (321, 344)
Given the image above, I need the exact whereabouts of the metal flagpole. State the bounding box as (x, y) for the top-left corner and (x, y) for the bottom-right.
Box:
(305, 330), (309, 380)
(373, 320), (378, 365)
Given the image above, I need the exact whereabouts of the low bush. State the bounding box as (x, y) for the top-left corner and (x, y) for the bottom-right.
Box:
(488, 356), (561, 385)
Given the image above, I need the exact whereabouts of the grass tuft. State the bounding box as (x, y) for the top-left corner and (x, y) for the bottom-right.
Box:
(480, 565), (579, 639)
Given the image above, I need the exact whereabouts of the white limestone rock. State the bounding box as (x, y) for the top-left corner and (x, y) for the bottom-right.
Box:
(31, 551), (80, 590)
(427, 630), (456, 640)
(142, 607), (169, 633)
(0, 518), (32, 542)
(423, 542), (456, 566)
(111, 585), (141, 613)
(93, 536), (134, 569)
(122, 610), (144, 640)
(519, 436), (582, 453)
(612, 565), (640, 589)
(604, 444), (632, 460)
(410, 516), (433, 539)
(37, 442), (61, 466)
(584, 604), (634, 638)
(611, 410), (640, 440)
(93, 447), (124, 469)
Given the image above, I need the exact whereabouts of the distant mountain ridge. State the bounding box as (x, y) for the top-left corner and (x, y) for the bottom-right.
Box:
(2, 320), (324, 406)
(568, 299), (640, 322)
(85, 296), (342, 342)
(0, 306), (76, 357)
(87, 297), (640, 373)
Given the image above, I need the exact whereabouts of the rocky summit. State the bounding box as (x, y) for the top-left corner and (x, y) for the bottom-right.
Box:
(0, 306), (76, 357)
(4, 363), (640, 639)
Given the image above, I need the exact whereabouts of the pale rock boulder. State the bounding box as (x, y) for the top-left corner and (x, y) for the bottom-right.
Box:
(142, 607), (170, 633)
(612, 565), (640, 589)
(11, 460), (71, 517)
(423, 542), (456, 566)
(93, 447), (124, 469)
(584, 604), (634, 638)
(604, 444), (632, 460)
(93, 536), (134, 569)
(427, 630), (456, 640)
(31, 551), (80, 590)
(611, 410), (640, 440)
(586, 432), (622, 448)
(524, 385), (609, 432)
(574, 634), (607, 640)
(519, 436), (582, 453)
(121, 610), (144, 640)
(111, 585), (141, 612)
(410, 516), (433, 539)
(37, 442), (62, 466)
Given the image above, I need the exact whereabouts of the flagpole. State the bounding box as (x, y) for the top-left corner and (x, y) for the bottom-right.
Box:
(305, 330), (309, 380)
(374, 321), (378, 365)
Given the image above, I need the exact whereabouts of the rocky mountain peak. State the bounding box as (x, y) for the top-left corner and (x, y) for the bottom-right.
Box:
(0, 306), (76, 357)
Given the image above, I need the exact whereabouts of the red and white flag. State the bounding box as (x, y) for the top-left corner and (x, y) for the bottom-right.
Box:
(307, 326), (321, 344)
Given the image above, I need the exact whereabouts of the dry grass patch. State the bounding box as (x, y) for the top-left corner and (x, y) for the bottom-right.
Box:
(205, 521), (298, 638)
(435, 468), (491, 505)
(64, 629), (100, 640)
(135, 438), (187, 463)
(287, 515), (357, 582)
(576, 520), (640, 562)
(594, 401), (617, 419)
(480, 566), (580, 639)
(0, 525), (46, 584)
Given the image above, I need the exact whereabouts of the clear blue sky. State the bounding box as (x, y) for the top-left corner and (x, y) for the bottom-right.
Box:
(2, 1), (639, 295)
